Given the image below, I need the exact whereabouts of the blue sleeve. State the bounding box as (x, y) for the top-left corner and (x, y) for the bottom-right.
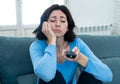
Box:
(76, 38), (113, 83)
(29, 40), (57, 82)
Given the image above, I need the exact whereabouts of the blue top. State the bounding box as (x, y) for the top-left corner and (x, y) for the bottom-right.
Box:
(29, 38), (113, 84)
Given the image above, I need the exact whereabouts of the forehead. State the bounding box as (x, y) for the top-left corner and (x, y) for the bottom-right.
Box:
(49, 10), (66, 18)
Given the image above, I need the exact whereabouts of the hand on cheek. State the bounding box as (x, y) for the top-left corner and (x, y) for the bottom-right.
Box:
(42, 22), (56, 45)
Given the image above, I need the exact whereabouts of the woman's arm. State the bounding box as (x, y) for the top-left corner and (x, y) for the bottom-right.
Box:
(76, 38), (113, 83)
(29, 41), (57, 82)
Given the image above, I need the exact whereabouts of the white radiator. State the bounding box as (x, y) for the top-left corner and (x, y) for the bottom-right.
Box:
(74, 24), (113, 35)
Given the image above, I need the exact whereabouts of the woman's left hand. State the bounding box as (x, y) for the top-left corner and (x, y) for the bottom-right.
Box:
(62, 47), (88, 67)
(62, 47), (80, 61)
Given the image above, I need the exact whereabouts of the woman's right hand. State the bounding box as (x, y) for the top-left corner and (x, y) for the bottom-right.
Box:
(42, 22), (56, 45)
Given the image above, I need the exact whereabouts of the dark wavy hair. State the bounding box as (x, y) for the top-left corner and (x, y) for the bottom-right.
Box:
(33, 4), (76, 42)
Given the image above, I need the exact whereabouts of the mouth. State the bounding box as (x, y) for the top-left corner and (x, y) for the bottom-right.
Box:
(53, 29), (61, 33)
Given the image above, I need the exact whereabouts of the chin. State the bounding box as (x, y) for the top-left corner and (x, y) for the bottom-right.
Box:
(55, 33), (64, 38)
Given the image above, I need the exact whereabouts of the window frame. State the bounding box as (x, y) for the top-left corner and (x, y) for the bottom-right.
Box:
(0, 0), (65, 31)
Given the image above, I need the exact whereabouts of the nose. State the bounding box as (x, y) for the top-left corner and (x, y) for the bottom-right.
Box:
(56, 20), (60, 27)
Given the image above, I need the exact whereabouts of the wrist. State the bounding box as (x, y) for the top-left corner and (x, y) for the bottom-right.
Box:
(48, 38), (56, 45)
(77, 53), (88, 67)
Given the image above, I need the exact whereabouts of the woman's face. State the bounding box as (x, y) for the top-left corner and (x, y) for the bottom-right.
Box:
(47, 10), (68, 38)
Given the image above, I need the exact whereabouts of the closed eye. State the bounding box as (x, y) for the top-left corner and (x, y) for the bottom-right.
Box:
(50, 20), (55, 22)
(61, 20), (65, 23)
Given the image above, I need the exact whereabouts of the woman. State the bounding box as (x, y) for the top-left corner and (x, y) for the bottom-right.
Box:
(29, 4), (113, 84)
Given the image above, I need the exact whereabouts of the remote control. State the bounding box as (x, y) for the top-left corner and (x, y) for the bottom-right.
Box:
(66, 51), (76, 58)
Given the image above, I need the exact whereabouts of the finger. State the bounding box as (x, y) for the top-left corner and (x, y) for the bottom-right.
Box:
(72, 47), (79, 54)
(45, 22), (48, 32)
(42, 22), (47, 33)
(48, 23), (51, 30)
(72, 47), (77, 52)
(61, 49), (68, 57)
(72, 47), (80, 60)
(66, 57), (75, 61)
(48, 23), (55, 35)
(47, 23), (52, 33)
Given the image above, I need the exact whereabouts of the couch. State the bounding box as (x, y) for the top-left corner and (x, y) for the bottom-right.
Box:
(0, 35), (120, 84)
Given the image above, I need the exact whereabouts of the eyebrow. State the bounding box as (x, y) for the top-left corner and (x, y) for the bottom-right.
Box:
(60, 16), (66, 19)
(49, 16), (66, 19)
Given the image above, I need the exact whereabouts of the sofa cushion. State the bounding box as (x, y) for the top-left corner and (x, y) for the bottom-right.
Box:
(78, 35), (120, 59)
(101, 57), (120, 84)
(0, 36), (35, 84)
(17, 73), (37, 84)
